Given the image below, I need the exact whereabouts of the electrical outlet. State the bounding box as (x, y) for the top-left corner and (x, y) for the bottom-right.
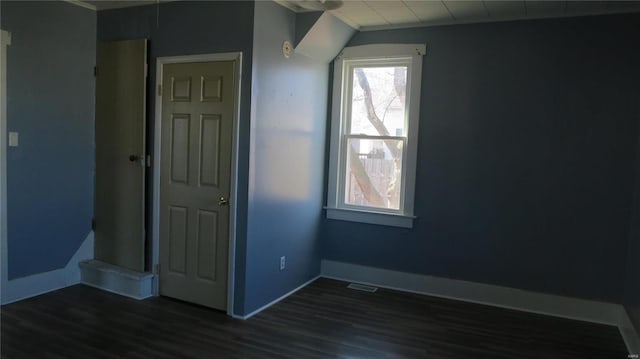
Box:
(8, 132), (18, 147)
(280, 256), (286, 271)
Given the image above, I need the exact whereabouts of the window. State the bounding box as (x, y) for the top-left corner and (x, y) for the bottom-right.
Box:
(326, 44), (425, 228)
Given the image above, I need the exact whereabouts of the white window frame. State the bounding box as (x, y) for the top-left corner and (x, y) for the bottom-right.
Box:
(326, 44), (425, 228)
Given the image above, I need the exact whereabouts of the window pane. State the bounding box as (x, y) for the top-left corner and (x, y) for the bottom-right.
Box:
(350, 66), (407, 136)
(345, 138), (403, 210)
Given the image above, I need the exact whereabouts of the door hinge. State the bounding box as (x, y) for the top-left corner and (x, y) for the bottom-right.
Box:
(157, 84), (163, 97)
(94, 66), (97, 77)
(144, 63), (148, 78)
(91, 218), (96, 230)
(146, 155), (151, 168)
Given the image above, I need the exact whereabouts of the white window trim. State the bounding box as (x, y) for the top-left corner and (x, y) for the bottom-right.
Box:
(326, 44), (425, 228)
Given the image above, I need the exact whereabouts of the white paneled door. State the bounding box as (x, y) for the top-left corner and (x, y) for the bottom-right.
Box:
(159, 61), (234, 310)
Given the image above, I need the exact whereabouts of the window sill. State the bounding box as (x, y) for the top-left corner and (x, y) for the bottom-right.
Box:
(325, 207), (415, 228)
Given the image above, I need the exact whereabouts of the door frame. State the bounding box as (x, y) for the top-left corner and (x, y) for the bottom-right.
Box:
(152, 52), (242, 316)
(0, 30), (12, 302)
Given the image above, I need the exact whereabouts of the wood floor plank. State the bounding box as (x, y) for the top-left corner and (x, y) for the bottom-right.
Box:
(0, 278), (628, 358)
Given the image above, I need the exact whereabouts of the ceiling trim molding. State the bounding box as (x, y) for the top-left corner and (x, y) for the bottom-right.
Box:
(61, 0), (97, 11)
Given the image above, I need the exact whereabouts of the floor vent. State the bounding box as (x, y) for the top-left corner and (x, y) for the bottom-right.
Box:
(347, 283), (378, 293)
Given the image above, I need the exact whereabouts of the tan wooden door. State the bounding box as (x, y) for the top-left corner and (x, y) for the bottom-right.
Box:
(95, 39), (147, 272)
(159, 61), (234, 310)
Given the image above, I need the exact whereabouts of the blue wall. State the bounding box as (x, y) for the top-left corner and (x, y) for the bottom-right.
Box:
(1, 1), (96, 279)
(241, 1), (328, 314)
(97, 0), (254, 313)
(322, 13), (640, 302)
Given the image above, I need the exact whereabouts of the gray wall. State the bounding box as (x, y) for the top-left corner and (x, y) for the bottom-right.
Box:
(240, 0), (328, 314)
(322, 13), (640, 302)
(1, 1), (96, 279)
(97, 0), (254, 314)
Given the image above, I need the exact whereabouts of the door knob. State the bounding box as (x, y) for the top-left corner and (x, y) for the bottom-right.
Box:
(218, 196), (228, 206)
(129, 154), (145, 166)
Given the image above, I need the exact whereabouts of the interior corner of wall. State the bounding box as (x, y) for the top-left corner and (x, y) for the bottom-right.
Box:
(64, 231), (95, 284)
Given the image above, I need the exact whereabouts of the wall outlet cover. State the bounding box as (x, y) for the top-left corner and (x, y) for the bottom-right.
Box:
(8, 132), (18, 147)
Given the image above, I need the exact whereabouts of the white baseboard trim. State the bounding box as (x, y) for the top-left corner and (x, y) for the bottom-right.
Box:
(321, 260), (621, 325)
(321, 260), (640, 353)
(79, 259), (154, 300)
(232, 275), (320, 320)
(620, 307), (640, 355)
(1, 231), (94, 305)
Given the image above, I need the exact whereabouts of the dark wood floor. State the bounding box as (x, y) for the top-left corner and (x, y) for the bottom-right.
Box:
(0, 278), (628, 358)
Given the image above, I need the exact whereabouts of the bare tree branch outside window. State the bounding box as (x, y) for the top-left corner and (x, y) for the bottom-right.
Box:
(347, 67), (406, 209)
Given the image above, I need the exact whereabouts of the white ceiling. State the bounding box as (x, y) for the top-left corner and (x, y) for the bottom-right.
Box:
(328, 0), (640, 30)
(81, 0), (640, 31)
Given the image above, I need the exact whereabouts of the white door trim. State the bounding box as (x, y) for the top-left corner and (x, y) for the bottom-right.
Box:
(153, 52), (242, 316)
(0, 30), (12, 302)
